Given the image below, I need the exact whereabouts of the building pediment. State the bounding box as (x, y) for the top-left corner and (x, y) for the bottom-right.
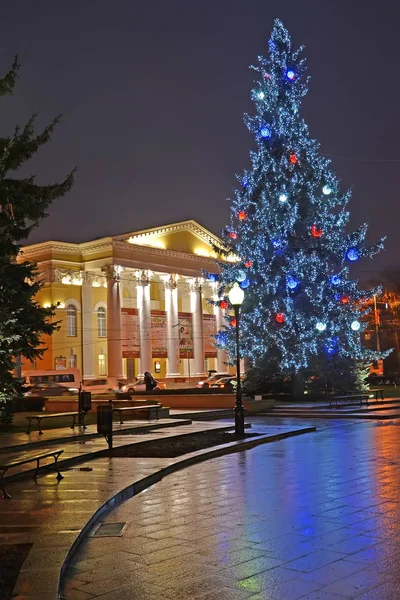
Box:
(114, 220), (225, 258)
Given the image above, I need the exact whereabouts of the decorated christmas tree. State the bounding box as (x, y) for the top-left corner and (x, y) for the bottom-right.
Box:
(212, 19), (386, 394)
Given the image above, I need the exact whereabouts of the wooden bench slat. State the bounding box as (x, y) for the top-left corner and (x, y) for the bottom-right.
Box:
(0, 449), (64, 499)
(28, 412), (79, 419)
(0, 449), (63, 469)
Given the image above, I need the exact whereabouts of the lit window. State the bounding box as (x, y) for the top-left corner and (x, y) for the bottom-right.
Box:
(97, 307), (106, 337)
(67, 305), (77, 337)
(98, 354), (106, 376)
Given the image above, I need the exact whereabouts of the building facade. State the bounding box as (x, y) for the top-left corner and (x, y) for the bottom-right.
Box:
(19, 220), (231, 381)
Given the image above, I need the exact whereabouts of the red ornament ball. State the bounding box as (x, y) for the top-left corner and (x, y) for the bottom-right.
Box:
(289, 153), (298, 164)
(245, 260), (253, 268)
(238, 211), (247, 221)
(341, 296), (350, 304)
(230, 319), (237, 328)
(311, 225), (323, 238)
(220, 300), (228, 310)
(275, 312), (285, 324)
(229, 231), (238, 240)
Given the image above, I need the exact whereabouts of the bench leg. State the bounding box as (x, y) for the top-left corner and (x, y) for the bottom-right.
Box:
(38, 418), (43, 435)
(54, 453), (64, 481)
(78, 412), (86, 429)
(0, 469), (11, 500)
(34, 458), (41, 478)
(71, 414), (76, 429)
(26, 418), (32, 435)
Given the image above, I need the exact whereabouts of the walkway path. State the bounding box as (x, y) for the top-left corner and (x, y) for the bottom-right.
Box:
(1, 417), (317, 599)
(64, 417), (400, 600)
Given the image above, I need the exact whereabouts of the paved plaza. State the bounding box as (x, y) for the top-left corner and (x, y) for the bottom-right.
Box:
(63, 418), (400, 600)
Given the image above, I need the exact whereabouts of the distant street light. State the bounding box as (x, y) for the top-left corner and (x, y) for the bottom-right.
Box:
(228, 283), (245, 436)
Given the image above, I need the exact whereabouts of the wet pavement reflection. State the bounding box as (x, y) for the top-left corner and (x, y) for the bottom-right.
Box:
(64, 418), (400, 599)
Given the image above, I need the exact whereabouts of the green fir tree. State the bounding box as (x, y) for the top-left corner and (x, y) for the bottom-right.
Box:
(0, 57), (74, 423)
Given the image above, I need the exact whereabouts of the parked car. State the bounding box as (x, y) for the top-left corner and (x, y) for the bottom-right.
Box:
(210, 376), (237, 392)
(83, 378), (119, 394)
(197, 373), (230, 389)
(119, 379), (167, 394)
(24, 382), (79, 397)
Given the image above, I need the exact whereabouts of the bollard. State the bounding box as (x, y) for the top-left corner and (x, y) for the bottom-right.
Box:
(97, 400), (113, 452)
(78, 391), (92, 427)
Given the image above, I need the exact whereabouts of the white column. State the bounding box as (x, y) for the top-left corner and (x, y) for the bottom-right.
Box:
(105, 265), (124, 380)
(191, 279), (206, 377)
(214, 291), (228, 373)
(164, 275), (180, 377)
(81, 274), (95, 379)
(137, 272), (152, 374)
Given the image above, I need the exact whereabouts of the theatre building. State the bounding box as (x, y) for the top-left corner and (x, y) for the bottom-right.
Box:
(19, 220), (231, 381)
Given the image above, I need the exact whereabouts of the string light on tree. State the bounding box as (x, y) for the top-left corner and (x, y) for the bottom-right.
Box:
(279, 193), (288, 203)
(351, 320), (361, 331)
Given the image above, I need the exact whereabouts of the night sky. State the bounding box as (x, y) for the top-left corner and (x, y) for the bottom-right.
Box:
(0, 1), (399, 281)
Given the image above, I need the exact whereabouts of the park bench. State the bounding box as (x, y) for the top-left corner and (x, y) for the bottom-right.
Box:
(0, 448), (64, 499)
(26, 411), (87, 435)
(112, 404), (160, 424)
(329, 394), (369, 408)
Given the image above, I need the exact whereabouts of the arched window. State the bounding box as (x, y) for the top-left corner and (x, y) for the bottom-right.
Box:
(66, 305), (77, 337)
(97, 307), (106, 337)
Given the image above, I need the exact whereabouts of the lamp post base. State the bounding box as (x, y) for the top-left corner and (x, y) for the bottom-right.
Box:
(235, 404), (245, 437)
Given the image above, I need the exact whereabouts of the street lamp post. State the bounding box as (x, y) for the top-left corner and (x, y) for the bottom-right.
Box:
(228, 283), (245, 436)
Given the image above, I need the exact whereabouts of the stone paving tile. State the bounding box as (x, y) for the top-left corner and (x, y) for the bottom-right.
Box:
(283, 550), (348, 573)
(327, 535), (380, 555)
(299, 558), (367, 585)
(356, 581), (400, 599)
(235, 571), (324, 598)
(321, 567), (391, 597)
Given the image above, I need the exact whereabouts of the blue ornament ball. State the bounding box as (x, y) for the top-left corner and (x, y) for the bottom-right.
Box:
(324, 337), (339, 355)
(330, 275), (341, 286)
(239, 278), (250, 289)
(346, 248), (360, 262)
(287, 276), (299, 290)
(241, 177), (248, 187)
(208, 273), (218, 282)
(260, 126), (271, 139)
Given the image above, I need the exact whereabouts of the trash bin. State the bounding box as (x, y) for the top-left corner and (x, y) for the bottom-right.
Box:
(97, 404), (113, 435)
(79, 391), (92, 413)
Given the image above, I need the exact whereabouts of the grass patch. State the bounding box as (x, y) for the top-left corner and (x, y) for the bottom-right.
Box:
(112, 430), (260, 458)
